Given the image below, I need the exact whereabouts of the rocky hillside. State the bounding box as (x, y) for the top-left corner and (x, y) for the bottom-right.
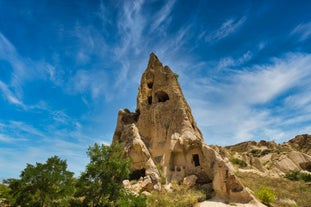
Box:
(212, 134), (311, 176)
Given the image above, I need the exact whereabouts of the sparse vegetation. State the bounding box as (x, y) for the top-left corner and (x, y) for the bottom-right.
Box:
(255, 186), (276, 206)
(249, 149), (261, 157)
(230, 158), (247, 168)
(156, 163), (166, 185)
(174, 73), (179, 79)
(236, 171), (311, 207)
(147, 182), (205, 207)
(284, 170), (311, 182)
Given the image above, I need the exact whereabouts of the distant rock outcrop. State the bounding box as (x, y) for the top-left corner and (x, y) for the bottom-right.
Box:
(112, 53), (255, 203)
(288, 134), (311, 155)
(212, 135), (311, 176)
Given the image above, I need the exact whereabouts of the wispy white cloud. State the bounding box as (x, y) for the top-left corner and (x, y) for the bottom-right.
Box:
(0, 80), (24, 107)
(150, 0), (176, 32)
(68, 69), (109, 99)
(292, 21), (311, 41)
(216, 50), (252, 70)
(186, 52), (311, 145)
(0, 32), (62, 105)
(205, 16), (247, 42)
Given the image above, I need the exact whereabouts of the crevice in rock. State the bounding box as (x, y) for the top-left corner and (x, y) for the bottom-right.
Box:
(148, 96), (152, 105)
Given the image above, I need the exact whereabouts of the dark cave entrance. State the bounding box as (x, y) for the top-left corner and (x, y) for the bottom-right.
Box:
(129, 168), (146, 180)
(193, 154), (200, 167)
(155, 91), (169, 103)
(147, 82), (153, 89)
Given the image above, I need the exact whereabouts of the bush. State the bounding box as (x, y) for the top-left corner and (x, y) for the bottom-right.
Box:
(284, 170), (301, 181)
(255, 186), (276, 206)
(117, 190), (147, 207)
(300, 172), (311, 182)
(250, 149), (261, 157)
(284, 170), (311, 182)
(230, 158), (247, 168)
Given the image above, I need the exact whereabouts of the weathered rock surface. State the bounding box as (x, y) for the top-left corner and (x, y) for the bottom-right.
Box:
(113, 53), (254, 203)
(288, 134), (311, 155)
(213, 135), (311, 176)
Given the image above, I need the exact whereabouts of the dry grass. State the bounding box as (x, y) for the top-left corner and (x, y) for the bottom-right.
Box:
(146, 182), (206, 207)
(236, 171), (311, 207)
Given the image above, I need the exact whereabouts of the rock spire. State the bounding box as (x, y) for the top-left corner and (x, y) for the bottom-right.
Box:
(112, 53), (254, 203)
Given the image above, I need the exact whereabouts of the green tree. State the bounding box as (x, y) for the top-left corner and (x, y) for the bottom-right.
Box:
(75, 142), (146, 207)
(5, 156), (74, 207)
(0, 182), (14, 206)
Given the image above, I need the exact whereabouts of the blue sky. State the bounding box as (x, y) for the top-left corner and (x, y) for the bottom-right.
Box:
(1, 0), (311, 179)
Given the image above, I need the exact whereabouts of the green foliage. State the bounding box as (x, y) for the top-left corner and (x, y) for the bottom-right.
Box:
(0, 183), (13, 206)
(230, 158), (247, 168)
(260, 149), (272, 156)
(75, 142), (146, 207)
(299, 172), (311, 182)
(116, 190), (146, 207)
(284, 170), (301, 181)
(255, 186), (276, 206)
(4, 156), (74, 207)
(249, 149), (261, 157)
(237, 171), (311, 207)
(284, 170), (311, 182)
(174, 73), (179, 79)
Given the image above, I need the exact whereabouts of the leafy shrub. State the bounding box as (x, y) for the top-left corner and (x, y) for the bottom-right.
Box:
(299, 172), (311, 182)
(117, 190), (147, 207)
(250, 149), (261, 157)
(284, 170), (311, 182)
(230, 158), (247, 168)
(261, 149), (272, 156)
(255, 186), (276, 206)
(284, 170), (301, 181)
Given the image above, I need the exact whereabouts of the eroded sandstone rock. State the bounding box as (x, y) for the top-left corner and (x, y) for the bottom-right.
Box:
(113, 53), (253, 203)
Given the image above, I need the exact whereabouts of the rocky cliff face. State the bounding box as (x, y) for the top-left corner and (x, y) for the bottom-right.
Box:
(212, 134), (311, 176)
(112, 53), (255, 203)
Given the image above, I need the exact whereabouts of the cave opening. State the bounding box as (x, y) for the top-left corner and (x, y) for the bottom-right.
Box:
(155, 91), (169, 103)
(129, 168), (146, 180)
(147, 82), (153, 89)
(193, 154), (200, 167)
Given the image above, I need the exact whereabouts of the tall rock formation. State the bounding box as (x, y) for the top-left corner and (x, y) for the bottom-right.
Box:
(113, 53), (253, 203)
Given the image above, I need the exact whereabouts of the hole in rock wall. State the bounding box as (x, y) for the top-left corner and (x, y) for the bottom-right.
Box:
(147, 82), (153, 89)
(129, 168), (146, 180)
(155, 91), (169, 103)
(193, 154), (200, 167)
(148, 96), (152, 105)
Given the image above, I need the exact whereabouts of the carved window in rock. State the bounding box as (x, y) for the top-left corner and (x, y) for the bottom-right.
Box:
(147, 82), (153, 89)
(148, 96), (152, 105)
(192, 154), (200, 167)
(155, 91), (169, 103)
